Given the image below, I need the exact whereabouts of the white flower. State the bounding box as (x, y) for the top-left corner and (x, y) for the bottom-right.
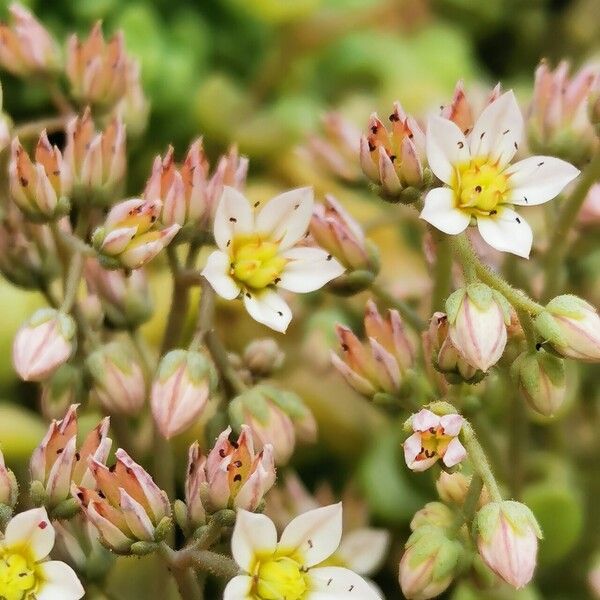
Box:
(420, 90), (580, 258)
(202, 186), (345, 332)
(0, 507), (84, 600)
(224, 503), (381, 600)
(403, 409), (467, 472)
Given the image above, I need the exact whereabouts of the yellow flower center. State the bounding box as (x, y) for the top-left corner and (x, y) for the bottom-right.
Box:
(416, 427), (453, 462)
(0, 551), (38, 600)
(453, 157), (509, 215)
(230, 234), (287, 290)
(254, 556), (308, 600)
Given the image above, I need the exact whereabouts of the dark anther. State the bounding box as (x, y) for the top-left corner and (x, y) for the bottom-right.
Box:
(516, 217), (521, 223)
(389, 154), (396, 162)
(326, 254), (332, 261)
(245, 292), (251, 299)
(389, 112), (400, 122)
(233, 474), (242, 482)
(535, 343), (542, 351)
(537, 161), (544, 167)
(254, 201), (260, 207)
(277, 311), (283, 316)
(229, 217), (237, 223)
(475, 185), (482, 193)
(457, 141), (464, 149)
(219, 449), (227, 457)
(109, 464), (116, 472)
(503, 129), (510, 135)
(371, 125), (378, 134)
(368, 141), (376, 152)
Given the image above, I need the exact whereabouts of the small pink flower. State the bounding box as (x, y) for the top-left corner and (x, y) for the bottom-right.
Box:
(403, 409), (466, 472)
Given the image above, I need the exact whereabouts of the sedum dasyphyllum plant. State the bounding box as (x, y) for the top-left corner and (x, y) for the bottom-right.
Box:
(1, 4), (600, 600)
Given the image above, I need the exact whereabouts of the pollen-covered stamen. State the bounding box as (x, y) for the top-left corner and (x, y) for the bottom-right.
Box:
(0, 552), (37, 599)
(229, 234), (287, 290)
(453, 157), (509, 215)
(415, 426), (454, 463)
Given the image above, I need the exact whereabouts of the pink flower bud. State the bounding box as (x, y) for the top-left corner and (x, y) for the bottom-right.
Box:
(229, 385), (315, 465)
(0, 449), (18, 508)
(305, 112), (362, 182)
(84, 258), (152, 328)
(579, 183), (600, 227)
(74, 448), (171, 553)
(360, 103), (426, 196)
(511, 350), (566, 416)
(440, 80), (501, 134)
(13, 308), (76, 382)
(243, 338), (285, 378)
(64, 109), (126, 205)
(447, 284), (510, 372)
(399, 525), (463, 599)
(436, 472), (490, 508)
(92, 198), (180, 269)
(66, 22), (130, 108)
(30, 405), (112, 507)
(186, 426), (276, 520)
(87, 343), (146, 415)
(9, 134), (72, 222)
(0, 4), (60, 77)
(332, 301), (414, 398)
(0, 207), (61, 289)
(475, 501), (542, 589)
(535, 295), (600, 362)
(529, 60), (599, 165)
(310, 195), (376, 273)
(151, 350), (217, 439)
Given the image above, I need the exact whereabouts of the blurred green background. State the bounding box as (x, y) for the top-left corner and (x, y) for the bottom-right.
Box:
(1, 0), (600, 598)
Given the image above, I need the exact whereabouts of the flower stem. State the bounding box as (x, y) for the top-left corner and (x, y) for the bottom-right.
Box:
(462, 474), (483, 523)
(161, 246), (189, 354)
(515, 306), (537, 351)
(451, 235), (544, 315)
(186, 550), (240, 581)
(431, 232), (452, 312)
(461, 421), (502, 502)
(158, 543), (203, 600)
(12, 114), (72, 139)
(542, 150), (600, 301)
(371, 282), (426, 331)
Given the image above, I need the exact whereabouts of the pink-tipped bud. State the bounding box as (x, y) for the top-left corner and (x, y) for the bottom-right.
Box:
(66, 22), (129, 109)
(440, 80), (501, 134)
(30, 405), (112, 507)
(0, 4), (60, 77)
(529, 60), (599, 165)
(73, 448), (171, 553)
(64, 109), (126, 206)
(511, 350), (566, 416)
(0, 449), (18, 509)
(360, 103), (427, 197)
(399, 525), (463, 600)
(87, 342), (146, 415)
(475, 500), (542, 589)
(151, 349), (217, 439)
(403, 408), (466, 472)
(91, 197), (180, 270)
(84, 258), (152, 328)
(535, 295), (600, 362)
(446, 284), (510, 372)
(9, 134), (72, 222)
(332, 301), (414, 399)
(13, 308), (76, 382)
(310, 195), (378, 276)
(187, 426), (276, 518)
(436, 471), (490, 508)
(242, 338), (285, 379)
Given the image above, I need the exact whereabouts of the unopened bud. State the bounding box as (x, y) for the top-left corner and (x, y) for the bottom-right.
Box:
(410, 502), (454, 531)
(13, 309), (76, 382)
(475, 500), (542, 589)
(87, 342), (146, 415)
(243, 338), (285, 378)
(535, 295), (600, 362)
(92, 197), (180, 270)
(0, 449), (18, 509)
(151, 349), (217, 439)
(399, 525), (463, 599)
(436, 471), (490, 508)
(511, 350), (566, 416)
(9, 134), (72, 222)
(446, 284), (510, 372)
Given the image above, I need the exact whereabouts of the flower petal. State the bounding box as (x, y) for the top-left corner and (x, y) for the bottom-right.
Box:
(243, 288), (292, 333)
(337, 528), (390, 576)
(256, 187), (314, 249)
(469, 90), (523, 168)
(36, 561), (85, 600)
(213, 186), (254, 251)
(231, 510), (277, 571)
(4, 507), (54, 559)
(506, 156), (580, 206)
(202, 250), (240, 300)
(412, 409), (440, 431)
(278, 247), (345, 293)
(403, 432), (422, 468)
(279, 503), (343, 568)
(476, 208), (533, 258)
(439, 414), (464, 436)
(223, 575), (253, 600)
(442, 437), (467, 468)
(426, 116), (469, 184)
(420, 188), (470, 235)
(307, 566), (382, 599)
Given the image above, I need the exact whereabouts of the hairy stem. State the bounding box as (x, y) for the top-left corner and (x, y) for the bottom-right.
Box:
(431, 232), (452, 312)
(12, 114), (72, 139)
(543, 150), (600, 300)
